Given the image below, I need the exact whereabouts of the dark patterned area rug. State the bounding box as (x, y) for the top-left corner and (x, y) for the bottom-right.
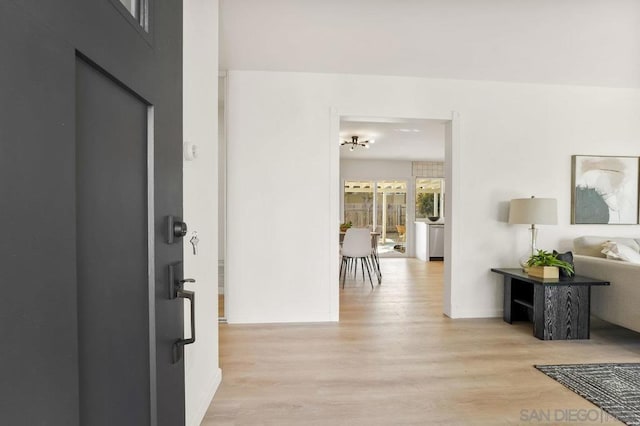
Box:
(535, 363), (640, 425)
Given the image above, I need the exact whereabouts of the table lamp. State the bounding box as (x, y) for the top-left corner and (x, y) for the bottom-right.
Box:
(508, 196), (558, 269)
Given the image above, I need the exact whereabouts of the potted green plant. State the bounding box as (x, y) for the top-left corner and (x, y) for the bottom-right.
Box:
(340, 221), (352, 232)
(526, 250), (574, 279)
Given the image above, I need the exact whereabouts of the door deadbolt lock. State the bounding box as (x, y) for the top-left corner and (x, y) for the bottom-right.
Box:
(173, 221), (187, 238)
(167, 216), (188, 244)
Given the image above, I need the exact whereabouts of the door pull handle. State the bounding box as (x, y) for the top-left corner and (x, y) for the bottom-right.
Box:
(172, 279), (196, 363)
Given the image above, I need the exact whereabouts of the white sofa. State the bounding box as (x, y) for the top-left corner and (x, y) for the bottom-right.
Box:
(573, 236), (640, 334)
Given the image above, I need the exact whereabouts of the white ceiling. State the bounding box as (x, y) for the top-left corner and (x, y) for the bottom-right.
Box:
(339, 117), (445, 161)
(220, 0), (640, 88)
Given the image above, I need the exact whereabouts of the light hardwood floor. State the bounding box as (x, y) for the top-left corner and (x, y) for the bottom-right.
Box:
(203, 259), (639, 425)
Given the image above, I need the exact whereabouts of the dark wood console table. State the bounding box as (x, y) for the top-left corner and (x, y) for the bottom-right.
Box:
(491, 268), (609, 340)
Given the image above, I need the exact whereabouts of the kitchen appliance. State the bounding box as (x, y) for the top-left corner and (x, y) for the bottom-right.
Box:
(429, 224), (444, 260)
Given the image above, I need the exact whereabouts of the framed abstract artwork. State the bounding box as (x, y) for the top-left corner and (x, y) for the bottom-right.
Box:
(571, 155), (639, 224)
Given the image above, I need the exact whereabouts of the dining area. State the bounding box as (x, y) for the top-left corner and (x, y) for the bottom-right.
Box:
(339, 228), (382, 288)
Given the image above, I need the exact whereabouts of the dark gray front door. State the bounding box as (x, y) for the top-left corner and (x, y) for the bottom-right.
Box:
(0, 1), (185, 425)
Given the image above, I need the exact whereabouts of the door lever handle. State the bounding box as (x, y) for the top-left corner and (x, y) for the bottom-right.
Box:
(173, 284), (196, 363)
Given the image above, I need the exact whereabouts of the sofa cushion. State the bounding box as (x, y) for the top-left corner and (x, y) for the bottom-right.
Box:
(574, 236), (640, 258)
(602, 241), (640, 264)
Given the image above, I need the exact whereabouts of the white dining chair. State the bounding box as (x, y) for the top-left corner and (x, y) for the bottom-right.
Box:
(340, 228), (375, 288)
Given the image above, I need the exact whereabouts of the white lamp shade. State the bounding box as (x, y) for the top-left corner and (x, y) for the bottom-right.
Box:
(508, 197), (558, 225)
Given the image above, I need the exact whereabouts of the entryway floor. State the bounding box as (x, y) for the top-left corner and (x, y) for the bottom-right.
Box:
(204, 259), (638, 425)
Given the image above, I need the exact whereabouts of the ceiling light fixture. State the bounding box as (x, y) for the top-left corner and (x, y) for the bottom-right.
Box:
(341, 136), (375, 151)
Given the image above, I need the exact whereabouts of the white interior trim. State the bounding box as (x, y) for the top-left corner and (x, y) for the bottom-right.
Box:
(331, 110), (458, 320)
(329, 108), (340, 321)
(188, 368), (222, 426)
(219, 73), (229, 318)
(443, 112), (460, 317)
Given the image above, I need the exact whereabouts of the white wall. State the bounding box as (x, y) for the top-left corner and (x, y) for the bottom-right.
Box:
(226, 70), (640, 323)
(341, 159), (412, 180)
(183, 1), (220, 425)
(340, 159), (416, 256)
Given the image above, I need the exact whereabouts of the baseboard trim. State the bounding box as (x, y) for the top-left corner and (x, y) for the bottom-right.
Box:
(226, 312), (336, 324)
(187, 367), (222, 426)
(447, 308), (503, 319)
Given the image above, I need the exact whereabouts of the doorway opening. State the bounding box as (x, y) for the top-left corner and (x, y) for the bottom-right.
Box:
(334, 113), (458, 318)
